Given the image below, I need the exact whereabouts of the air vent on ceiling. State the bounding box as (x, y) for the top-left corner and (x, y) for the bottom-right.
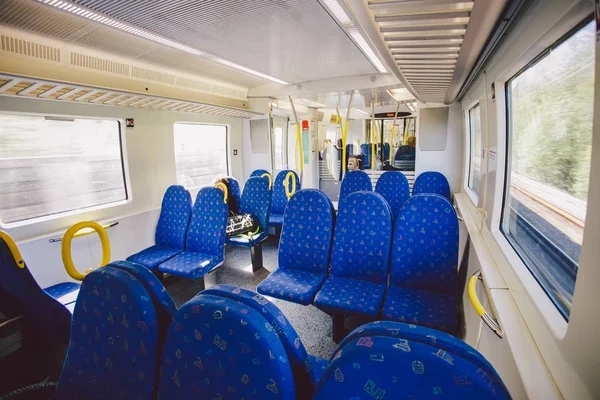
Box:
(1, 34), (60, 62)
(70, 52), (129, 76)
(131, 66), (177, 85)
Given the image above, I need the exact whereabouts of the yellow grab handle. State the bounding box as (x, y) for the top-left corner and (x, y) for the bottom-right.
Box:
(468, 271), (503, 338)
(284, 171), (297, 200)
(295, 123), (304, 172)
(215, 182), (228, 204)
(62, 221), (110, 281)
(261, 173), (273, 190)
(0, 231), (24, 268)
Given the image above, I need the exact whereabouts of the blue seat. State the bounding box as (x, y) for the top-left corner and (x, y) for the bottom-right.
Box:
(54, 267), (160, 400)
(202, 284), (325, 397)
(314, 192), (392, 319)
(258, 189), (335, 305)
(382, 194), (459, 334)
(156, 293), (295, 399)
(374, 171), (410, 220)
(250, 168), (270, 177)
(314, 321), (511, 399)
(338, 170), (372, 209)
(158, 187), (228, 281)
(360, 143), (371, 169)
(0, 234), (75, 345)
(127, 185), (192, 273)
(383, 142), (390, 161)
(227, 176), (242, 214)
(413, 171), (451, 200)
(268, 169), (301, 229)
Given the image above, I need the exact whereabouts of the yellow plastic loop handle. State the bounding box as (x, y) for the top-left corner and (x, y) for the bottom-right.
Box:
(0, 231), (24, 268)
(215, 182), (228, 204)
(261, 173), (273, 190)
(62, 221), (110, 281)
(284, 171), (297, 200)
(468, 270), (503, 338)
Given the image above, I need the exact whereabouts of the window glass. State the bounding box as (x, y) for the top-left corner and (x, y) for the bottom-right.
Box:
(468, 104), (482, 197)
(174, 123), (227, 188)
(273, 126), (284, 170)
(502, 21), (594, 319)
(0, 115), (127, 225)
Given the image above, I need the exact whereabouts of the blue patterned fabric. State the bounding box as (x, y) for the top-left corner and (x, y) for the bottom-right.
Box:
(45, 282), (80, 306)
(309, 355), (329, 383)
(258, 189), (335, 305)
(375, 171), (410, 220)
(202, 284), (318, 398)
(54, 267), (159, 400)
(250, 169), (270, 177)
(314, 192), (392, 317)
(156, 294), (295, 399)
(269, 170), (301, 227)
(227, 176), (242, 214)
(383, 194), (459, 334)
(413, 171), (451, 200)
(345, 144), (354, 157)
(360, 144), (371, 169)
(127, 186), (192, 271)
(225, 231), (269, 247)
(0, 237), (73, 345)
(314, 331), (510, 399)
(240, 176), (272, 232)
(158, 187), (228, 279)
(339, 170), (372, 209)
(383, 143), (390, 161)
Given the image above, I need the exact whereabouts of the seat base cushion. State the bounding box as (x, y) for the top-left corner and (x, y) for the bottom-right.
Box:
(309, 355), (328, 383)
(268, 213), (284, 227)
(225, 231), (268, 248)
(257, 269), (326, 305)
(44, 282), (80, 306)
(314, 276), (385, 317)
(126, 245), (182, 271)
(158, 251), (223, 279)
(382, 286), (457, 335)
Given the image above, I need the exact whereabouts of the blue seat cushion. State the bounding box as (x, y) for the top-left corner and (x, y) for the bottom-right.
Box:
(225, 231), (268, 247)
(314, 276), (386, 317)
(157, 251), (223, 279)
(126, 245), (182, 271)
(44, 282), (80, 306)
(382, 286), (457, 335)
(257, 269), (327, 305)
(309, 355), (328, 383)
(268, 213), (284, 227)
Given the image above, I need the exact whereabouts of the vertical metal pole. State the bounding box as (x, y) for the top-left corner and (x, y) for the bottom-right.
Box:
(341, 91), (354, 178)
(389, 102), (400, 162)
(289, 96), (304, 183)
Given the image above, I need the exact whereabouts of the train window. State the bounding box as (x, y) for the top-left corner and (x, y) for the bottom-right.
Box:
(467, 103), (482, 202)
(174, 123), (228, 189)
(502, 21), (594, 319)
(0, 114), (127, 226)
(272, 126), (285, 171)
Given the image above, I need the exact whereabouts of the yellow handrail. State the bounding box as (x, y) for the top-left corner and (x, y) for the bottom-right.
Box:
(289, 96), (304, 179)
(0, 231), (24, 268)
(215, 182), (228, 204)
(284, 171), (297, 200)
(261, 173), (273, 190)
(468, 270), (503, 338)
(62, 221), (110, 281)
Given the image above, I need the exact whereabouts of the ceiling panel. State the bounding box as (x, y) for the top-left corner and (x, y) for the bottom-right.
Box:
(70, 0), (377, 82)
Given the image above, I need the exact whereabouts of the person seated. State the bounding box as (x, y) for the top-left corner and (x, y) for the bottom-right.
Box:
(347, 156), (362, 171)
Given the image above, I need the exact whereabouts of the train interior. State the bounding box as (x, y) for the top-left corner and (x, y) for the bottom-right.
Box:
(0, 0), (598, 398)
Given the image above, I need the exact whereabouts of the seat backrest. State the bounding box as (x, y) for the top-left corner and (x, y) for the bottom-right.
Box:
(156, 294), (295, 399)
(250, 168), (270, 177)
(227, 176), (242, 213)
(271, 170), (301, 215)
(413, 171), (451, 200)
(339, 170), (372, 207)
(383, 142), (390, 160)
(395, 145), (416, 161)
(360, 143), (371, 169)
(0, 235), (72, 345)
(279, 189), (335, 274)
(375, 171), (410, 220)
(391, 194), (458, 294)
(345, 143), (354, 157)
(155, 185), (193, 249)
(202, 284), (317, 398)
(314, 331), (510, 399)
(109, 261), (176, 338)
(185, 187), (228, 257)
(330, 192), (392, 284)
(54, 267), (159, 400)
(240, 176), (273, 232)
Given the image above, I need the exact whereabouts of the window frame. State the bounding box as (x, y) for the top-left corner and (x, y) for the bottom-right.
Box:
(172, 122), (230, 191)
(0, 111), (131, 229)
(491, 17), (594, 332)
(463, 100), (482, 206)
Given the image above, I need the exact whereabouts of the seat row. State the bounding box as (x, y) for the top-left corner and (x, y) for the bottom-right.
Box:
(257, 187), (460, 339)
(52, 263), (511, 399)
